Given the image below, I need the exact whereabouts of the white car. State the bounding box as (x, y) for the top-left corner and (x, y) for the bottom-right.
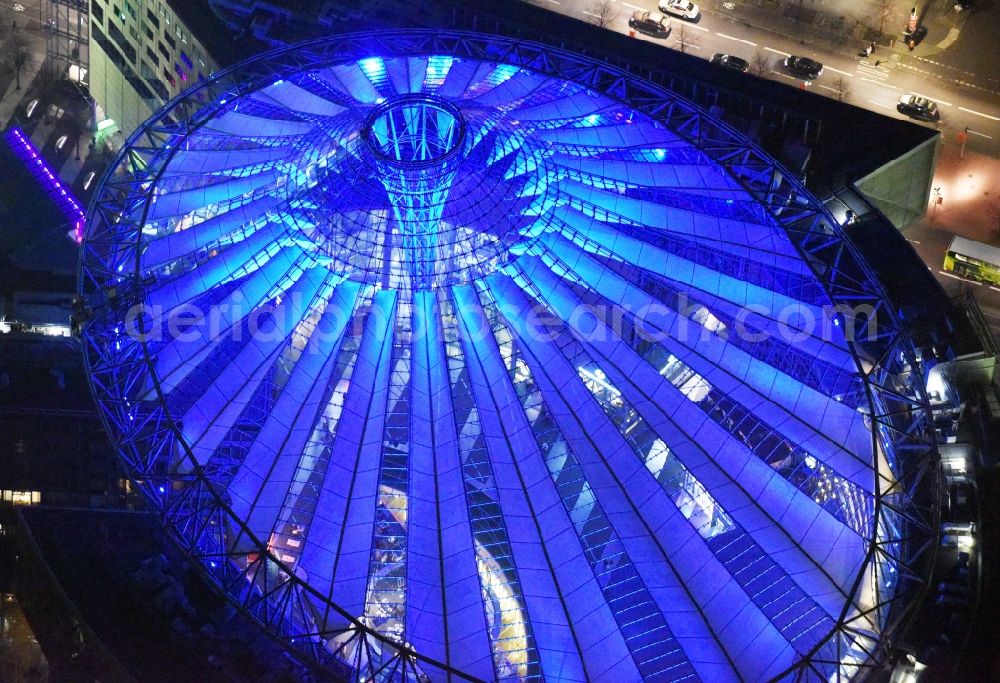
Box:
(658, 0), (700, 20)
(940, 522), (975, 548)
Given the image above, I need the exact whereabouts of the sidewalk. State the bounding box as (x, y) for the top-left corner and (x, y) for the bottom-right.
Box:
(901, 139), (1000, 329)
(918, 139), (1000, 243)
(902, 2), (973, 59)
(0, 57), (44, 129)
(708, 0), (877, 50)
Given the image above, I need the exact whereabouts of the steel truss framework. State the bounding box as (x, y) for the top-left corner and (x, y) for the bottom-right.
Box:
(80, 31), (938, 682)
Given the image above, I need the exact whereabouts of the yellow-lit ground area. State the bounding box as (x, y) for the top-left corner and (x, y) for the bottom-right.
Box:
(0, 593), (49, 682)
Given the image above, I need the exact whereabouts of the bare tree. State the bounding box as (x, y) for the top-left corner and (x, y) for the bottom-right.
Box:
(4, 31), (34, 91)
(832, 76), (851, 102)
(588, 0), (619, 29)
(751, 50), (771, 77)
(673, 24), (700, 53)
(870, 0), (897, 38)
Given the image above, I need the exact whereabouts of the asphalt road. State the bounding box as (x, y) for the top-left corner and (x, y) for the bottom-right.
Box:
(531, 0), (1000, 155)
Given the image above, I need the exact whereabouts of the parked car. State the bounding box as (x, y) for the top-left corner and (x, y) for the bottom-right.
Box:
(940, 521), (975, 548)
(936, 593), (968, 607)
(942, 522), (975, 534)
(711, 53), (749, 72)
(658, 0), (700, 21)
(937, 581), (969, 595)
(629, 10), (672, 38)
(897, 94), (941, 122)
(783, 55), (824, 80)
(950, 482), (973, 514)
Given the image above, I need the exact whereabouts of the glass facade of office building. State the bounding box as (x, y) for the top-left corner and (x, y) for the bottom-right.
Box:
(80, 32), (937, 682)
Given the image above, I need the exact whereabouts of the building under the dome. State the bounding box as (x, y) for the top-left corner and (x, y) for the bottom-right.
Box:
(79, 31), (937, 682)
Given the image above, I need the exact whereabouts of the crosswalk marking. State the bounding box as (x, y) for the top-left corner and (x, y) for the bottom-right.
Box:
(856, 61), (891, 81)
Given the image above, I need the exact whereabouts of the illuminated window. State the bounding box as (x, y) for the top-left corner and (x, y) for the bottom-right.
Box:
(2, 490), (41, 505)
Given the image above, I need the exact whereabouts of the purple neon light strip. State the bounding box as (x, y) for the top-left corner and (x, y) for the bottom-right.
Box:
(5, 127), (85, 241)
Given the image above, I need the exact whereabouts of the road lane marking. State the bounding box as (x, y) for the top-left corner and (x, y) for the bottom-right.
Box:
(991, 286), (1000, 293)
(684, 23), (710, 32)
(823, 65), (853, 77)
(912, 92), (952, 106)
(856, 64), (890, 81)
(717, 33), (758, 46)
(622, 2), (643, 8)
(817, 84), (838, 92)
(958, 107), (1000, 121)
(867, 100), (892, 109)
(540, 0), (560, 4)
(861, 77), (899, 90)
(771, 70), (798, 80)
(764, 47), (790, 57)
(966, 129), (994, 139)
(940, 270), (983, 285)
(908, 239), (921, 244)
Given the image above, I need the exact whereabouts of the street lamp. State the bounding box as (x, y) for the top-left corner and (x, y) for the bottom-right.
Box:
(931, 186), (943, 221)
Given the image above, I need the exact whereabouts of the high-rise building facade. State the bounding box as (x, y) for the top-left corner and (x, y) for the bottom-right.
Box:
(67, 0), (222, 138)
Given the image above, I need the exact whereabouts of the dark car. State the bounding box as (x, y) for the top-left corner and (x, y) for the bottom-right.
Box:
(783, 55), (823, 80)
(711, 53), (749, 73)
(628, 10), (672, 38)
(904, 24), (928, 46)
(897, 94), (941, 122)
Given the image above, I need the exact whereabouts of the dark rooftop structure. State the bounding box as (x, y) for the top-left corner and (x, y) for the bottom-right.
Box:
(169, 0), (259, 67)
(0, 135), (79, 282)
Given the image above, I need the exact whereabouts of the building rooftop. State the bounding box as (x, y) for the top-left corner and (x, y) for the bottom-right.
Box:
(78, 28), (936, 681)
(168, 0), (258, 67)
(15, 506), (310, 682)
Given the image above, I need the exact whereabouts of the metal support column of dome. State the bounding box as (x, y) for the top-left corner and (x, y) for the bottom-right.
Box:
(79, 30), (938, 682)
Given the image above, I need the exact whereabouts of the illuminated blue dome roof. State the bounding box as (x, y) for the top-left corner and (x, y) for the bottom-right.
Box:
(80, 32), (933, 682)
